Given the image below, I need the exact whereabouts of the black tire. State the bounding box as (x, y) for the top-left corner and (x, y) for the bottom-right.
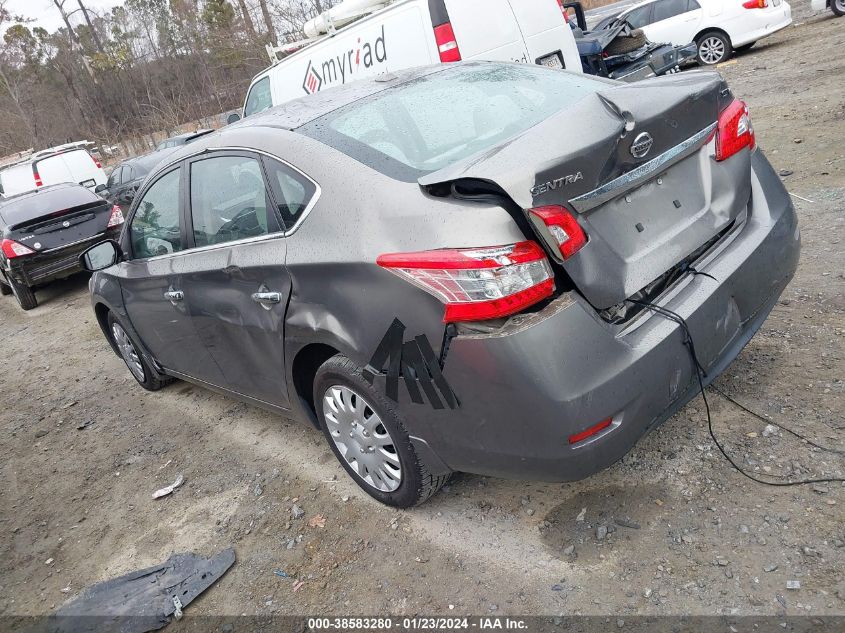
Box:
(735, 41), (756, 53)
(8, 276), (37, 310)
(106, 312), (173, 391)
(604, 29), (648, 56)
(696, 30), (732, 65)
(313, 354), (450, 508)
(832, 0), (845, 16)
(0, 279), (11, 296)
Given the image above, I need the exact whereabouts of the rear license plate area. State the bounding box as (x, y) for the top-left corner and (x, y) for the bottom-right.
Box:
(537, 52), (564, 69)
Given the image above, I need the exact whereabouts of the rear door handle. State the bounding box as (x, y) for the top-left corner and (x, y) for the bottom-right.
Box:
(251, 291), (281, 305)
(164, 290), (184, 302)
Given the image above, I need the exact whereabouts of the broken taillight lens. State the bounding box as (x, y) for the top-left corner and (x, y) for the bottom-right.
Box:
(1, 238), (35, 259)
(107, 205), (124, 228)
(716, 99), (755, 161)
(528, 205), (588, 260)
(377, 241), (554, 323)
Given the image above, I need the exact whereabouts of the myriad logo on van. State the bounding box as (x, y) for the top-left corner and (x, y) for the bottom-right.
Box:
(302, 25), (388, 95)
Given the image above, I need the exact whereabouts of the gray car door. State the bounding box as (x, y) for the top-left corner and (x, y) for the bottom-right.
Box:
(179, 151), (294, 408)
(118, 165), (226, 384)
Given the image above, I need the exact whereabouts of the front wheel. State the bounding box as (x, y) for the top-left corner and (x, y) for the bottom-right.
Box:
(313, 354), (450, 507)
(696, 31), (732, 65)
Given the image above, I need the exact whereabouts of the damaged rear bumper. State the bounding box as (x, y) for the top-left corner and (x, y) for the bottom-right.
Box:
(413, 150), (799, 481)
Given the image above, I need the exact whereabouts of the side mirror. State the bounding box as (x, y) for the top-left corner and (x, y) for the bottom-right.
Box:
(226, 112), (242, 125)
(80, 240), (122, 272)
(94, 184), (107, 193)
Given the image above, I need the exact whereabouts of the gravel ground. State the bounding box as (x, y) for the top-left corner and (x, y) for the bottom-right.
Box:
(1, 6), (843, 621)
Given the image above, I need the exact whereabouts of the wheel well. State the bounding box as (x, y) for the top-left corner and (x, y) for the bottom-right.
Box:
(292, 343), (339, 427)
(694, 27), (732, 46)
(94, 303), (119, 355)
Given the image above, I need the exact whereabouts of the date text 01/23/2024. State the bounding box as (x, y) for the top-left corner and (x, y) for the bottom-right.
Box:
(307, 617), (529, 630)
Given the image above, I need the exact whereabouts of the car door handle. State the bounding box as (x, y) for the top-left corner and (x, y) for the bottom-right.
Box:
(251, 291), (281, 305)
(164, 290), (184, 301)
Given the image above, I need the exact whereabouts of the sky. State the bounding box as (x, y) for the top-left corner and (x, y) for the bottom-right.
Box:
(6, 0), (125, 33)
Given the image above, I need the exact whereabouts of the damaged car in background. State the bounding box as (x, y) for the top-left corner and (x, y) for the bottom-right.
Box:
(565, 2), (698, 81)
(79, 62), (799, 507)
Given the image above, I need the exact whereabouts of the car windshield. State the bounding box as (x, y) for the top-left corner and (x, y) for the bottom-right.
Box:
(301, 64), (607, 181)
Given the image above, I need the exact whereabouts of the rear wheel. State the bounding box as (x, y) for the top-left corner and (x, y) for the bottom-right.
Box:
(0, 278), (11, 296)
(696, 31), (732, 65)
(8, 276), (37, 310)
(313, 354), (450, 507)
(107, 312), (172, 391)
(832, 0), (844, 16)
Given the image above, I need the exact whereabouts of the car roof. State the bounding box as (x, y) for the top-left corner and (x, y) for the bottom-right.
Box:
(0, 183), (99, 225)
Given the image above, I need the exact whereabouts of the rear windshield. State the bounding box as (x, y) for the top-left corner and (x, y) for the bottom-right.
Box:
(300, 64), (607, 181)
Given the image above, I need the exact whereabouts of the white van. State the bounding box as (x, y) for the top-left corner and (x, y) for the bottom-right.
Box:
(242, 0), (582, 117)
(0, 144), (107, 197)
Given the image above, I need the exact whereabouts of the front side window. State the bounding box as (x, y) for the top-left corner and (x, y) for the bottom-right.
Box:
(106, 166), (122, 189)
(652, 0), (692, 21)
(244, 77), (272, 117)
(263, 158), (317, 229)
(189, 155), (276, 247)
(129, 169), (182, 259)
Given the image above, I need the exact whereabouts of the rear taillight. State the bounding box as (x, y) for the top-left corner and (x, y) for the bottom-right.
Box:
(556, 0), (570, 21)
(33, 170), (43, 187)
(107, 204), (124, 228)
(433, 23), (461, 62)
(377, 241), (554, 323)
(1, 238), (35, 259)
(716, 99), (755, 161)
(742, 0), (768, 7)
(92, 155), (102, 169)
(528, 205), (587, 260)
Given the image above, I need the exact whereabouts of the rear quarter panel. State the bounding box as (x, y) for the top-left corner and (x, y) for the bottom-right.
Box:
(243, 130), (526, 435)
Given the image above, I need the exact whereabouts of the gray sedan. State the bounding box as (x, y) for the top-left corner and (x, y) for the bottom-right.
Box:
(81, 62), (799, 507)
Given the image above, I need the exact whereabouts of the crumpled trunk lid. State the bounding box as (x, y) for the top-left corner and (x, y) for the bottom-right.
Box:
(419, 71), (751, 310)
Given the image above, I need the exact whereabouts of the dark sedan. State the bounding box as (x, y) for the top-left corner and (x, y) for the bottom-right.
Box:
(1, 183), (123, 310)
(101, 149), (181, 211)
(80, 62), (799, 507)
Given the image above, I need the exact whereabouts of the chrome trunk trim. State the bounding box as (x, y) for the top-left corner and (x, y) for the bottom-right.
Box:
(569, 123), (717, 213)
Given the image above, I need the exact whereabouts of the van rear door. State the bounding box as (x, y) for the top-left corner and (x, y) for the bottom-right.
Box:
(444, 0), (532, 63)
(507, 0), (583, 70)
(37, 149), (104, 190)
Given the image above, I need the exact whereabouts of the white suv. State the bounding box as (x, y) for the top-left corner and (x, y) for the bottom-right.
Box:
(609, 0), (792, 65)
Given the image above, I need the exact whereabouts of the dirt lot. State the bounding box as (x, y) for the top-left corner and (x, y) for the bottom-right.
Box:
(1, 7), (844, 622)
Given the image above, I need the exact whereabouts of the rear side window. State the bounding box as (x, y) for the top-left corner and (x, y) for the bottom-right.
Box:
(189, 155), (278, 247)
(130, 169), (182, 259)
(301, 64), (606, 181)
(244, 77), (272, 117)
(652, 0), (692, 21)
(624, 5), (653, 27)
(262, 158), (317, 229)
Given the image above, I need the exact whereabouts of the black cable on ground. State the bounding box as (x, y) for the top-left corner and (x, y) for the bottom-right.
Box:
(630, 298), (845, 487)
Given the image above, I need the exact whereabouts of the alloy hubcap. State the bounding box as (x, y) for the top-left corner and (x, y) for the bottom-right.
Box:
(836, 0), (844, 10)
(699, 37), (726, 64)
(322, 385), (401, 492)
(112, 323), (145, 382)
